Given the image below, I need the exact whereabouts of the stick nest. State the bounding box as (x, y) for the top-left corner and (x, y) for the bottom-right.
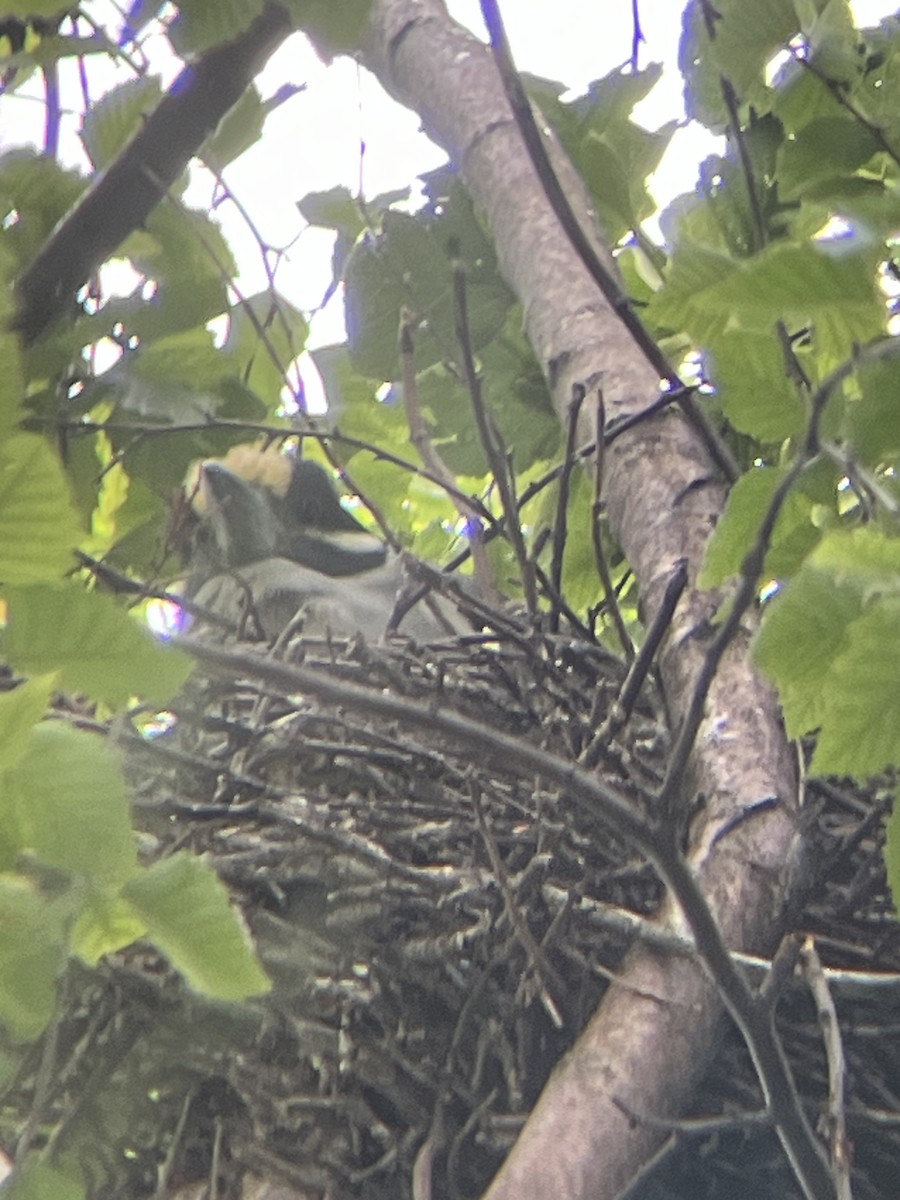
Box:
(3, 623), (898, 1200)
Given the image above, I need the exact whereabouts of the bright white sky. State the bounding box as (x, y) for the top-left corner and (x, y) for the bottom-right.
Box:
(1, 0), (896, 360)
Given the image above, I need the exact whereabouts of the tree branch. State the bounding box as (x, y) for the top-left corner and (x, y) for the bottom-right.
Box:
(12, 3), (294, 344)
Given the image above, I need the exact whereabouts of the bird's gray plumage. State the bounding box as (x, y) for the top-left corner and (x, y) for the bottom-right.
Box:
(185, 455), (466, 641)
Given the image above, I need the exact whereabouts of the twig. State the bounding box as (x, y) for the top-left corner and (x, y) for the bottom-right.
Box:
(719, 75), (766, 253)
(630, 0), (645, 73)
(470, 779), (564, 1028)
(400, 309), (500, 601)
(547, 384), (584, 633)
(591, 389), (635, 658)
(583, 558), (686, 764)
(800, 938), (854, 1200)
(478, 0), (740, 483)
(451, 253), (538, 612)
(42, 57), (61, 159)
(793, 49), (900, 171)
(37, 416), (498, 527)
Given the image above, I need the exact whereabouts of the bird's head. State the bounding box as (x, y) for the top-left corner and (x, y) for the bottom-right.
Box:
(180, 445), (386, 585)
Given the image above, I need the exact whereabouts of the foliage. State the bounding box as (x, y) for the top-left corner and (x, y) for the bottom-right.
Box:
(0, 0), (899, 1192)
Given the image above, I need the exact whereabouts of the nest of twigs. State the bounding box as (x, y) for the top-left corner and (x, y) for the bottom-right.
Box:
(3, 615), (899, 1199)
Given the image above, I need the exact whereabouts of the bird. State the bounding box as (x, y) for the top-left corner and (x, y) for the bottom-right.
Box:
(179, 445), (467, 642)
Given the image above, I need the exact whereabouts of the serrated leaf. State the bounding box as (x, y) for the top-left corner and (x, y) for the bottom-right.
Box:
(681, 0), (804, 128)
(2, 584), (192, 708)
(0, 435), (83, 583)
(578, 118), (677, 243)
(123, 205), (235, 339)
(717, 244), (883, 346)
(0, 674), (54, 779)
(131, 326), (230, 389)
(222, 291), (309, 411)
(777, 115), (880, 201)
(652, 240), (884, 354)
(809, 525), (900, 596)
(345, 211), (512, 379)
(646, 243), (738, 341)
(700, 466), (821, 587)
(579, 134), (636, 243)
(122, 852), (270, 1000)
(707, 330), (807, 440)
(811, 597), (900, 774)
(804, 0), (859, 82)
(297, 185), (364, 238)
(0, 150), (84, 272)
(754, 566), (862, 735)
(313, 344), (408, 453)
(842, 353), (900, 464)
(2, 722), (136, 884)
(0, 876), (69, 1041)
(80, 76), (163, 170)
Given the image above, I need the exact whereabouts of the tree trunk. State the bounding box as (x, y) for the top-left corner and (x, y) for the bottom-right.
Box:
(364, 4), (802, 1196)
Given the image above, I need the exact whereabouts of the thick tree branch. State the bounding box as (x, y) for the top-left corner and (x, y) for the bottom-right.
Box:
(364, 3), (808, 1197)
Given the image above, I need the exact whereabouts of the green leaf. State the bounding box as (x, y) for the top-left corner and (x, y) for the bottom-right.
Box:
(842, 352), (900, 464)
(809, 525), (900, 595)
(0, 242), (23, 431)
(314, 344), (409, 454)
(700, 466), (821, 587)
(0, 674), (54, 779)
(345, 210), (512, 379)
(0, 1158), (84, 1200)
(811, 597), (900, 774)
(0, 876), (69, 1041)
(0, 434), (83, 583)
(298, 185), (367, 299)
(721, 244), (882, 340)
(653, 241), (884, 359)
(130, 326), (231, 390)
(297, 184), (365, 238)
(754, 566), (862, 736)
(121, 205), (235, 340)
(282, 0), (372, 60)
(0, 150), (85, 272)
(168, 0), (262, 55)
(680, 0), (804, 128)
(776, 115), (880, 201)
(222, 291), (310, 412)
(201, 84), (267, 171)
(707, 330), (807, 441)
(80, 76), (163, 170)
(2, 584), (192, 708)
(72, 891), (147, 964)
(2, 722), (137, 884)
(122, 852), (270, 1000)
(803, 0), (859, 83)
(646, 243), (738, 342)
